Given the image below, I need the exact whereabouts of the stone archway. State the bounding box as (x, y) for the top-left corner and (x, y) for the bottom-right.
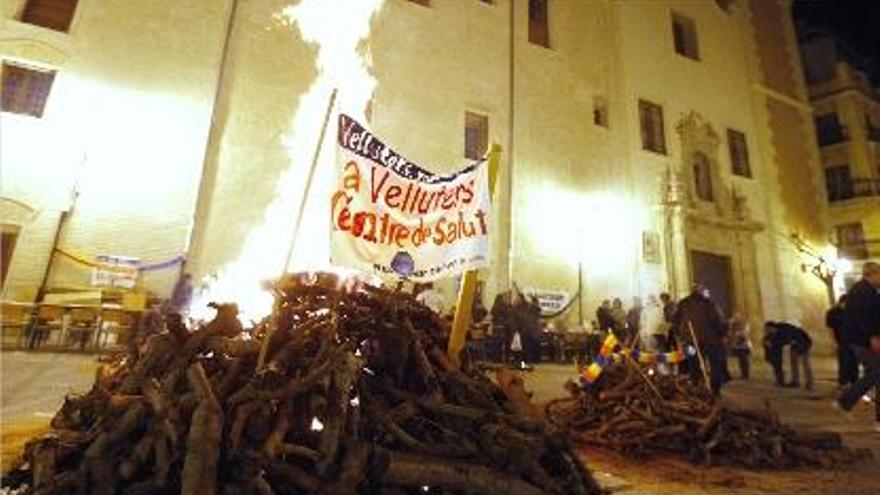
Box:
(660, 112), (765, 324)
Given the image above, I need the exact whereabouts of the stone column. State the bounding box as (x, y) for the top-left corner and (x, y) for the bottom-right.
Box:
(662, 166), (690, 299)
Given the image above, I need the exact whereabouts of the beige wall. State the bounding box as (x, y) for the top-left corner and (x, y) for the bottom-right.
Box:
(1, 0), (838, 347)
(1, 0), (229, 299)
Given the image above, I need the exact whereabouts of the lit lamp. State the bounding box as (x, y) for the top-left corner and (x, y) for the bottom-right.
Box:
(799, 255), (852, 305)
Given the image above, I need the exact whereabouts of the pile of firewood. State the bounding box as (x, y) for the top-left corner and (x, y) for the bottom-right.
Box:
(545, 361), (871, 469)
(2, 273), (600, 495)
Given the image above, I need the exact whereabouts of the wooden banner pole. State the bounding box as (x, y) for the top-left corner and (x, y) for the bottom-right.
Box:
(447, 143), (502, 368)
(281, 88), (338, 276)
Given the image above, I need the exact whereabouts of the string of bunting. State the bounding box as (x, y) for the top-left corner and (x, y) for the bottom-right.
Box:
(579, 333), (693, 385)
(54, 247), (185, 273)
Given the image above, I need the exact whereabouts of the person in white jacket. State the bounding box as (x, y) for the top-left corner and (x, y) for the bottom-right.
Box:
(639, 294), (664, 351)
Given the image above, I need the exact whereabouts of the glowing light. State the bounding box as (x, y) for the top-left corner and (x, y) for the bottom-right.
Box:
(192, 0), (385, 322)
(835, 258), (853, 274)
(647, 368), (655, 376)
(310, 417), (325, 432)
(526, 188), (641, 273)
(350, 396), (360, 407)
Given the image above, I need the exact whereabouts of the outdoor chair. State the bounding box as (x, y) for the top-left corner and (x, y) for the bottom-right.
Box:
(97, 308), (137, 350)
(0, 302), (33, 348)
(66, 306), (99, 351)
(28, 304), (64, 349)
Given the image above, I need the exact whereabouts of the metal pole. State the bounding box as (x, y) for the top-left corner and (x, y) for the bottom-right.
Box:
(282, 88), (338, 275)
(183, 0), (242, 279)
(505, 0), (516, 293)
(34, 210), (69, 303)
(578, 260), (583, 327)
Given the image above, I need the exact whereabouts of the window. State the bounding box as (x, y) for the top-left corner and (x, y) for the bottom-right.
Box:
(528, 0), (549, 48)
(1, 63), (56, 118)
(693, 152), (714, 202)
(593, 96), (608, 128)
(20, 0), (78, 32)
(727, 129), (751, 178)
(1, 227), (18, 289)
(465, 112), (488, 160)
(404, 0), (430, 6)
(671, 12), (699, 60)
(824, 165), (854, 202)
(835, 223), (868, 260)
(478, 0), (494, 4)
(638, 99), (666, 154)
(815, 113), (846, 145)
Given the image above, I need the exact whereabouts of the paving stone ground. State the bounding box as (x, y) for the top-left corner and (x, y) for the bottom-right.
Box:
(2, 350), (879, 493)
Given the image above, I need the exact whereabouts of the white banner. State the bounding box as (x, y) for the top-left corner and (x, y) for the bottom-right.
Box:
(91, 254), (139, 289)
(331, 114), (491, 281)
(525, 289), (572, 316)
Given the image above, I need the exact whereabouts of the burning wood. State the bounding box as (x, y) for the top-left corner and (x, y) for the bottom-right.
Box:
(2, 273), (600, 495)
(546, 361), (871, 469)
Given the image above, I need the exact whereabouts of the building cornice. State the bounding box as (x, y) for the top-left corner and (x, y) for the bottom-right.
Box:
(752, 83), (813, 113)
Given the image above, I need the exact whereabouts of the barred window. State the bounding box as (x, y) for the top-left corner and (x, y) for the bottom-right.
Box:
(727, 129), (751, 178)
(824, 165), (854, 202)
(1, 63), (56, 118)
(639, 99), (666, 154)
(20, 0), (79, 32)
(835, 223), (868, 260)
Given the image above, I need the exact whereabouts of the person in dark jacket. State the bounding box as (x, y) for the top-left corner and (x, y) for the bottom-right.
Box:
(658, 292), (676, 352)
(491, 291), (514, 363)
(672, 284), (727, 395)
(763, 320), (814, 391)
(513, 295), (542, 364)
(835, 262), (880, 430)
(596, 300), (614, 332)
(826, 295), (855, 387)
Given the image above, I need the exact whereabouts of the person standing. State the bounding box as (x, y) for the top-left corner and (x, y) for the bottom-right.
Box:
(672, 284), (727, 395)
(169, 273), (194, 315)
(596, 300), (614, 333)
(626, 297), (643, 344)
(658, 292), (676, 352)
(728, 312), (752, 380)
(834, 262), (880, 430)
(826, 295), (855, 387)
(610, 298), (628, 341)
(491, 291), (514, 363)
(639, 295), (664, 351)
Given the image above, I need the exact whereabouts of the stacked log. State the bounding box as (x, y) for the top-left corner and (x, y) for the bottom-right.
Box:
(2, 273), (600, 495)
(546, 361), (872, 469)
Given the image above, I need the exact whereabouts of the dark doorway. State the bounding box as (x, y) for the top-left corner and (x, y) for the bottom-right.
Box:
(690, 250), (733, 319)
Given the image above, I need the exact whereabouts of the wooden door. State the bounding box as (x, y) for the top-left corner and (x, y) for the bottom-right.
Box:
(689, 250), (733, 319)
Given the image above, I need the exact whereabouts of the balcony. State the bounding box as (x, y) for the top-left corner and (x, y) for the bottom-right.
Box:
(826, 178), (880, 203)
(817, 125), (848, 146)
(837, 239), (879, 261)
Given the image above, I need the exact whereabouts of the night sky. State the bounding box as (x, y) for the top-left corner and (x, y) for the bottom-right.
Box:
(793, 0), (880, 80)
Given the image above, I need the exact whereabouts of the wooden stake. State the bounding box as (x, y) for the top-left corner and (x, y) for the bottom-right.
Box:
(447, 144), (502, 368)
(688, 320), (713, 394)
